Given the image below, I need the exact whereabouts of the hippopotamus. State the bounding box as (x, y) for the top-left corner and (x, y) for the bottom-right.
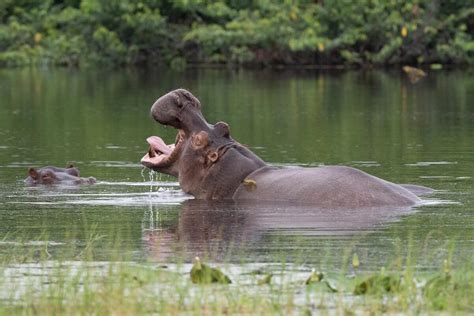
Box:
(25, 165), (96, 185)
(141, 89), (432, 207)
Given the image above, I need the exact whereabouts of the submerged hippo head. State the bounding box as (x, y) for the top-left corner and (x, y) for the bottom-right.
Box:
(25, 165), (96, 185)
(141, 89), (265, 199)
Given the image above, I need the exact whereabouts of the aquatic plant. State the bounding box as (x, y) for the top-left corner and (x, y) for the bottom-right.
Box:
(190, 256), (232, 284)
(0, 230), (472, 315)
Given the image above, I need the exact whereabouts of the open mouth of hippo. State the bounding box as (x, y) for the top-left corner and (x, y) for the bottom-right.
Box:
(141, 130), (185, 168)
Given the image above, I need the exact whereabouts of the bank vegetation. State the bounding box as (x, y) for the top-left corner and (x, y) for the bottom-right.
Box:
(1, 1), (473, 67)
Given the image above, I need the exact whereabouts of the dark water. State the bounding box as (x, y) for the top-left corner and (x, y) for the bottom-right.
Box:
(0, 68), (472, 271)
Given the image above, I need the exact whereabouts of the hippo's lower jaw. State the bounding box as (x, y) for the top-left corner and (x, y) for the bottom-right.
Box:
(140, 131), (184, 174)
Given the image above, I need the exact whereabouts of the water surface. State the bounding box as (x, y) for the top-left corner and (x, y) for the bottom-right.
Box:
(0, 68), (472, 271)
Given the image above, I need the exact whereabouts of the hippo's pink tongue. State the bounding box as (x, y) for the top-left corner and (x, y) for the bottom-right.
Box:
(147, 136), (173, 155)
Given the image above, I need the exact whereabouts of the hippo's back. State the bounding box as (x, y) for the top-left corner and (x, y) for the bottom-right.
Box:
(233, 166), (420, 208)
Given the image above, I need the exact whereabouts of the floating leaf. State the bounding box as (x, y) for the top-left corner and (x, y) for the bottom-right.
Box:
(305, 269), (324, 285)
(402, 66), (427, 83)
(190, 257), (232, 284)
(354, 274), (401, 295)
(430, 63), (443, 70)
(305, 270), (338, 292)
(257, 274), (273, 285)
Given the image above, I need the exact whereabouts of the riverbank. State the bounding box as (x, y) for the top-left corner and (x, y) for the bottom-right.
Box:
(0, 237), (472, 315)
(1, 1), (473, 68)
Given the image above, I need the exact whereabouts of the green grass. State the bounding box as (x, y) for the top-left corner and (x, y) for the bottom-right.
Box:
(0, 233), (472, 315)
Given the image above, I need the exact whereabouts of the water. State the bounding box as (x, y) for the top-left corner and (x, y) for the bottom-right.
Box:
(0, 67), (473, 271)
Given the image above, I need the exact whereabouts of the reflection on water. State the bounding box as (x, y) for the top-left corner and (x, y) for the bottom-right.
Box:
(142, 199), (419, 262)
(0, 68), (473, 271)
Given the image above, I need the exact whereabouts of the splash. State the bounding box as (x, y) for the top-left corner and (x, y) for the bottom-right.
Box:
(141, 167), (158, 192)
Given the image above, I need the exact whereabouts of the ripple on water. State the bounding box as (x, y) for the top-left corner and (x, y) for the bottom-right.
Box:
(349, 161), (381, 167)
(104, 144), (127, 149)
(90, 161), (141, 168)
(8, 174), (189, 206)
(4, 162), (43, 168)
(97, 181), (179, 187)
(11, 185), (190, 206)
(405, 161), (457, 167)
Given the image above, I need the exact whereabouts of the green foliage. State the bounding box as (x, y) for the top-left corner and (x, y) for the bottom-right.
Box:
(0, 0), (473, 67)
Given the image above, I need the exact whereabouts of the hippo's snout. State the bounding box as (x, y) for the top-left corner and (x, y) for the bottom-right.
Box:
(150, 89), (202, 129)
(150, 89), (209, 134)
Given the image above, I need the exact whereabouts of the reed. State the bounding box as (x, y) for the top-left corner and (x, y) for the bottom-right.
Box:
(0, 231), (472, 315)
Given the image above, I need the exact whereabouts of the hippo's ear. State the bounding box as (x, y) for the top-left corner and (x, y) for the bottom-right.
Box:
(28, 168), (39, 179)
(214, 121), (230, 138)
(66, 164), (80, 177)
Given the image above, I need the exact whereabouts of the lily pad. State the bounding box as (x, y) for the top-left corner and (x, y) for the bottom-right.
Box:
(190, 257), (232, 284)
(305, 269), (324, 285)
(257, 274), (273, 285)
(305, 270), (338, 292)
(354, 274), (401, 295)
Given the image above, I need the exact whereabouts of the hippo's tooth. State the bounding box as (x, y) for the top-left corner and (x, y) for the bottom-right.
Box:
(141, 152), (168, 166)
(147, 136), (173, 155)
(148, 145), (156, 158)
